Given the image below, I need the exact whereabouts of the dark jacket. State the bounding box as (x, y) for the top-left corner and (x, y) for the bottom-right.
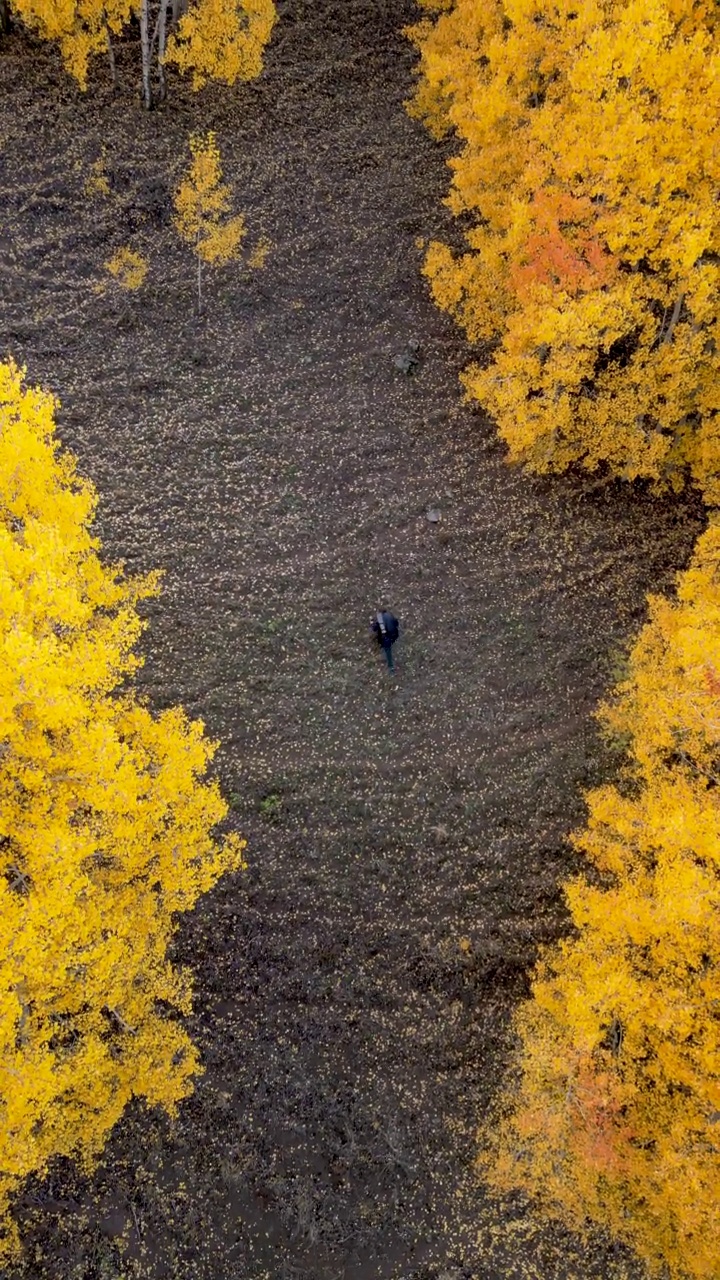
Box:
(371, 611), (400, 647)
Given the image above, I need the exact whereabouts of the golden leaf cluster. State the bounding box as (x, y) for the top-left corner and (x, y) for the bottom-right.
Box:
(104, 246), (149, 290)
(407, 0), (720, 500)
(173, 131), (246, 267)
(0, 360), (245, 1256)
(165, 0), (276, 90)
(247, 235), (272, 270)
(9, 0), (134, 89)
(84, 152), (111, 199)
(482, 521), (720, 1278)
(7, 0), (276, 94)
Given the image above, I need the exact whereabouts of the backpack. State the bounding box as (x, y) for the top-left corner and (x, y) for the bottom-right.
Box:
(376, 611), (399, 643)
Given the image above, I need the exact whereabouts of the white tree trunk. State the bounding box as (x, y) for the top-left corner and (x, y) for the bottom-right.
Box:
(157, 0), (168, 99)
(140, 0), (152, 109)
(107, 29), (118, 87)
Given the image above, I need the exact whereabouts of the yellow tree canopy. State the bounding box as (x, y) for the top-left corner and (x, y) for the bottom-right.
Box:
(164, 0), (276, 89)
(482, 521), (720, 1279)
(8, 0), (133, 88)
(173, 130), (246, 267)
(0, 359), (244, 1256)
(408, 0), (720, 500)
(6, 0), (276, 94)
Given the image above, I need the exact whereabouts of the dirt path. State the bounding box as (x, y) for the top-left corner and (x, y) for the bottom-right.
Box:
(0, 3), (704, 1277)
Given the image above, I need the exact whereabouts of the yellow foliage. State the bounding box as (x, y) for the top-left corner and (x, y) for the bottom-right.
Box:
(247, 235), (271, 270)
(174, 131), (246, 267)
(8, 0), (275, 96)
(0, 359), (245, 1256)
(174, 131), (245, 311)
(104, 247), (148, 291)
(84, 153), (110, 199)
(164, 0), (276, 90)
(407, 0), (720, 501)
(9, 0), (133, 89)
(411, 6), (720, 1272)
(482, 522), (720, 1279)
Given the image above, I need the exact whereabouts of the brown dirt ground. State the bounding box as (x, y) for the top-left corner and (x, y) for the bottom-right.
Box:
(0, 2), (707, 1277)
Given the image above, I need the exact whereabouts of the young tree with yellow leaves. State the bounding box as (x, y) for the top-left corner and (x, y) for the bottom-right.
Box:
(407, 0), (720, 501)
(481, 520), (720, 1279)
(0, 358), (245, 1257)
(173, 130), (246, 313)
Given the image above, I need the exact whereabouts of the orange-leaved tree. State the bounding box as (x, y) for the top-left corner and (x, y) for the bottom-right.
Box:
(482, 519), (720, 1279)
(407, 0), (720, 501)
(0, 358), (245, 1257)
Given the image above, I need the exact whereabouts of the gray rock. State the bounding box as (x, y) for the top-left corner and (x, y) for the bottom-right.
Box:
(392, 341), (422, 374)
(393, 351), (414, 374)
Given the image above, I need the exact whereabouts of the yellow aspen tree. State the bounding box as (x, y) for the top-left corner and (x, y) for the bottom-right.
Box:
(8, 0), (134, 90)
(409, 5), (720, 1274)
(407, 0), (720, 502)
(6, 0), (275, 103)
(0, 359), (245, 1257)
(164, 0), (276, 89)
(173, 131), (246, 314)
(482, 520), (720, 1280)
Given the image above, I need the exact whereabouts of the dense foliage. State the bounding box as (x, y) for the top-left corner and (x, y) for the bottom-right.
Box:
(165, 0), (275, 88)
(0, 360), (245, 1256)
(409, 5), (720, 1274)
(482, 521), (720, 1277)
(7, 0), (132, 86)
(5, 0), (276, 100)
(407, 0), (720, 500)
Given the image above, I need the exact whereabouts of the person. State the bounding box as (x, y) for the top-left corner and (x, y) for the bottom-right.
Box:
(370, 607), (400, 673)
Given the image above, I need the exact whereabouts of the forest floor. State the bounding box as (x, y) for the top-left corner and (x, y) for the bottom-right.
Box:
(0, 2), (706, 1278)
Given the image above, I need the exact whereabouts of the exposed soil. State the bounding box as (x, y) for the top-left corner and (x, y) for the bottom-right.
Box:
(0, 3), (706, 1277)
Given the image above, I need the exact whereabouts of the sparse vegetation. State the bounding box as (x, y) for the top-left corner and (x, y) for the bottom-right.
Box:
(104, 246), (149, 290)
